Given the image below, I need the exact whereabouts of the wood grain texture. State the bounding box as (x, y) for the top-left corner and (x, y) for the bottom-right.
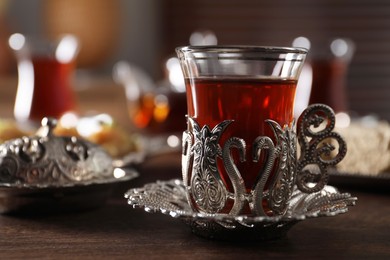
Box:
(0, 154), (389, 259)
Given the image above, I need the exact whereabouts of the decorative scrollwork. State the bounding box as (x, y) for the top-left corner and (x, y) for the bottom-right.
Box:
(251, 135), (276, 216)
(296, 104), (347, 193)
(183, 106), (347, 217)
(222, 137), (246, 216)
(183, 117), (299, 217)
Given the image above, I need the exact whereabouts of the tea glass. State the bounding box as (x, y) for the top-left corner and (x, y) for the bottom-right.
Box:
(308, 38), (355, 114)
(9, 33), (79, 129)
(176, 46), (308, 217)
(113, 60), (187, 153)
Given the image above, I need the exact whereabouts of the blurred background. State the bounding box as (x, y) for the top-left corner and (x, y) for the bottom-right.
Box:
(0, 0), (389, 120)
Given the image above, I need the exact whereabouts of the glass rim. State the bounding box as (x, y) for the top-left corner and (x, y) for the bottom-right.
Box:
(176, 45), (308, 55)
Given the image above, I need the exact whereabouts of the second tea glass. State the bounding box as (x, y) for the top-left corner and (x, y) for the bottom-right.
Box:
(9, 33), (79, 128)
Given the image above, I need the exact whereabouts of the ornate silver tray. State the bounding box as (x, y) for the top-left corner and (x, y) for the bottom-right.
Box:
(125, 179), (357, 241)
(0, 118), (139, 214)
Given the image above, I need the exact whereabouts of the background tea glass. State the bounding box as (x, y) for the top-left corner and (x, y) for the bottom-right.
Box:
(177, 46), (307, 216)
(9, 33), (79, 129)
(306, 38), (355, 114)
(113, 60), (187, 153)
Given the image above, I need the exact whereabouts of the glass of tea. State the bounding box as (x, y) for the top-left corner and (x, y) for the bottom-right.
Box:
(113, 60), (187, 153)
(176, 46), (308, 216)
(9, 33), (79, 129)
(308, 38), (355, 114)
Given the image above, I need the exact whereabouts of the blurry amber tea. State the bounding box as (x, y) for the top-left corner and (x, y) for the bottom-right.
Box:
(128, 90), (187, 134)
(177, 46), (307, 216)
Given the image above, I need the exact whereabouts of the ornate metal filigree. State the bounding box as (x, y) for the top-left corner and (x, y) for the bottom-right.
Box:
(222, 136), (246, 216)
(182, 104), (347, 217)
(296, 104), (347, 193)
(0, 118), (125, 188)
(248, 120), (297, 217)
(184, 118), (232, 213)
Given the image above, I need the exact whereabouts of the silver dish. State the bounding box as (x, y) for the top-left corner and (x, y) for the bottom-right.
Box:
(125, 179), (357, 241)
(0, 118), (139, 214)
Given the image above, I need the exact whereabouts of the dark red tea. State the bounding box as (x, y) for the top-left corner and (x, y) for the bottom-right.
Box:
(28, 56), (77, 121)
(185, 77), (297, 192)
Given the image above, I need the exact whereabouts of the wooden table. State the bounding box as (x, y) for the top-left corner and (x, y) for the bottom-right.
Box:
(0, 152), (389, 259)
(0, 77), (389, 259)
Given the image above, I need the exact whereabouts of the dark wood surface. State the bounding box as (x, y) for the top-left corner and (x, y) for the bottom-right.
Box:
(0, 153), (389, 260)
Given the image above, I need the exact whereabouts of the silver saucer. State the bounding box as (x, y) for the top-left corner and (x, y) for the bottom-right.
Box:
(125, 179), (357, 240)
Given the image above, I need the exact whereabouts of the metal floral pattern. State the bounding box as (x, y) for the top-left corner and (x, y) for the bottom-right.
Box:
(261, 120), (297, 216)
(184, 118), (232, 213)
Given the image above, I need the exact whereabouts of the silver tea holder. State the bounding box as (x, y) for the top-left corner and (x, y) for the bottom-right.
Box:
(182, 104), (348, 217)
(127, 46), (356, 240)
(125, 104), (356, 240)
